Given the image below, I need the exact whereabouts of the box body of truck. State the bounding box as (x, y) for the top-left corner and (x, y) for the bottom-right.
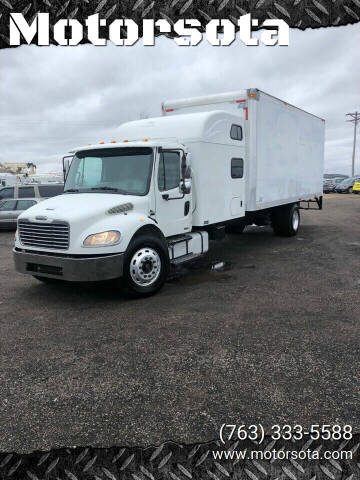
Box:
(162, 89), (325, 220)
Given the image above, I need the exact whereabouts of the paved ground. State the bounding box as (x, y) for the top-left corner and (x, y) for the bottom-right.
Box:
(1, 194), (359, 453)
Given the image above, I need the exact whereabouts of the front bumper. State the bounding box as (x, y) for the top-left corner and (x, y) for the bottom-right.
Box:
(13, 248), (124, 282)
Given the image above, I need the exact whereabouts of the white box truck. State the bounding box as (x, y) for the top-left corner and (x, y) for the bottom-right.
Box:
(13, 89), (325, 297)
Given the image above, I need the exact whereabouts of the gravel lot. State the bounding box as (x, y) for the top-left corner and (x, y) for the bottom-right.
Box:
(1, 194), (359, 453)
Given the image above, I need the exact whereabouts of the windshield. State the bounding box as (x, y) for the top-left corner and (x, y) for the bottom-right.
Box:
(64, 147), (154, 195)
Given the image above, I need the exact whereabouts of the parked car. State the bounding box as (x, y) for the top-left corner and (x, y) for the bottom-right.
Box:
(353, 180), (360, 194)
(335, 177), (360, 193)
(0, 198), (41, 229)
(0, 183), (64, 201)
(323, 177), (344, 193)
(323, 174), (349, 180)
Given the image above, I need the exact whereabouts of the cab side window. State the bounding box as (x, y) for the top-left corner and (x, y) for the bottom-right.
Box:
(19, 186), (35, 198)
(0, 187), (14, 199)
(0, 200), (17, 211)
(158, 152), (180, 191)
(16, 200), (37, 210)
(38, 185), (64, 197)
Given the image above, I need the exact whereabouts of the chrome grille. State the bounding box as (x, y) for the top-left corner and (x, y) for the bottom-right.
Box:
(18, 220), (70, 250)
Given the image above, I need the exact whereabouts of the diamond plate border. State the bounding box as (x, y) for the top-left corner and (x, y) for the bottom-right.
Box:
(1, 0), (359, 475)
(0, 437), (359, 480)
(0, 0), (360, 48)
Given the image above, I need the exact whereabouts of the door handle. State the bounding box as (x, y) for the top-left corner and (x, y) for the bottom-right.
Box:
(162, 194), (169, 200)
(184, 201), (190, 216)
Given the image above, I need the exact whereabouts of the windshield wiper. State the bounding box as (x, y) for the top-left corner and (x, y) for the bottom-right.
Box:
(90, 186), (119, 192)
(64, 189), (79, 193)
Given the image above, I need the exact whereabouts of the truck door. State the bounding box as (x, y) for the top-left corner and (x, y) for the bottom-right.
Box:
(228, 123), (245, 218)
(230, 156), (245, 217)
(155, 149), (192, 237)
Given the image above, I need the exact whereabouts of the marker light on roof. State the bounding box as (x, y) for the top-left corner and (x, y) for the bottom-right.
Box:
(100, 141), (105, 144)
(123, 140), (129, 143)
(111, 140), (117, 143)
(143, 139), (148, 142)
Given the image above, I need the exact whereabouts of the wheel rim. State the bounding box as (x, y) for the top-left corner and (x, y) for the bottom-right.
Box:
(292, 209), (299, 231)
(130, 247), (161, 287)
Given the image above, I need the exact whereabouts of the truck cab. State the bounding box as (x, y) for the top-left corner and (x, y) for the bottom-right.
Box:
(13, 137), (209, 297)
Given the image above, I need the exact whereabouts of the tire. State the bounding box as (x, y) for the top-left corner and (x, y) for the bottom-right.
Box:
(120, 235), (170, 298)
(348, 187), (353, 194)
(271, 203), (300, 237)
(225, 223), (246, 234)
(33, 275), (61, 284)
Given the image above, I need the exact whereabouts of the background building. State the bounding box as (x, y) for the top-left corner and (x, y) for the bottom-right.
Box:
(0, 162), (36, 175)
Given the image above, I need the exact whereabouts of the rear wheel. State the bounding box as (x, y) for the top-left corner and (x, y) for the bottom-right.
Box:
(271, 203), (300, 237)
(120, 235), (170, 298)
(348, 187), (353, 194)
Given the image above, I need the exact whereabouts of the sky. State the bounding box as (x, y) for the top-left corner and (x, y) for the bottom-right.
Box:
(0, 24), (359, 175)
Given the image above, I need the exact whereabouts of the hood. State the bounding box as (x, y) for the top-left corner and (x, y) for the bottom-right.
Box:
(19, 193), (150, 223)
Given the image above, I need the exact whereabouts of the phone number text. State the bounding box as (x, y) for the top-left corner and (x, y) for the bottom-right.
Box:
(219, 424), (353, 445)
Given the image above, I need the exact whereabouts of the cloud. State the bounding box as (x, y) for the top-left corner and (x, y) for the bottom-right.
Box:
(0, 24), (359, 174)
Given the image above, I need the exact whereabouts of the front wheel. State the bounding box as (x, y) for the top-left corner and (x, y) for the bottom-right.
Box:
(271, 203), (300, 237)
(348, 187), (353, 194)
(120, 235), (170, 298)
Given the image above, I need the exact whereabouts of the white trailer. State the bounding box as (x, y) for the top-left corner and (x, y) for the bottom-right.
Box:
(0, 173), (18, 187)
(162, 89), (325, 214)
(14, 89), (325, 297)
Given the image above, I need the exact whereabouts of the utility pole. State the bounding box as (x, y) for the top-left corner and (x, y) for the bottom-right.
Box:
(346, 111), (360, 177)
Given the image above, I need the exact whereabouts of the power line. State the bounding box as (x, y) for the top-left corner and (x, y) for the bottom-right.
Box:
(346, 111), (360, 177)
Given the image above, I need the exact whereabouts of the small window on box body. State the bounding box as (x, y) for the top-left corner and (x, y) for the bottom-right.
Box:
(230, 124), (243, 141)
(231, 158), (244, 179)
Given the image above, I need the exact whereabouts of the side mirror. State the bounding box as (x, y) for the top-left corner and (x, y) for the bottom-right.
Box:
(62, 155), (73, 181)
(181, 153), (187, 180)
(182, 178), (191, 194)
(180, 166), (192, 194)
(186, 152), (192, 168)
(180, 152), (192, 194)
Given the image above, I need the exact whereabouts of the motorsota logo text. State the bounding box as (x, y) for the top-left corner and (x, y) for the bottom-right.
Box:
(9, 13), (289, 46)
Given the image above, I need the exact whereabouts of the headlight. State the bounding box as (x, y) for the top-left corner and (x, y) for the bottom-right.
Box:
(83, 230), (121, 247)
